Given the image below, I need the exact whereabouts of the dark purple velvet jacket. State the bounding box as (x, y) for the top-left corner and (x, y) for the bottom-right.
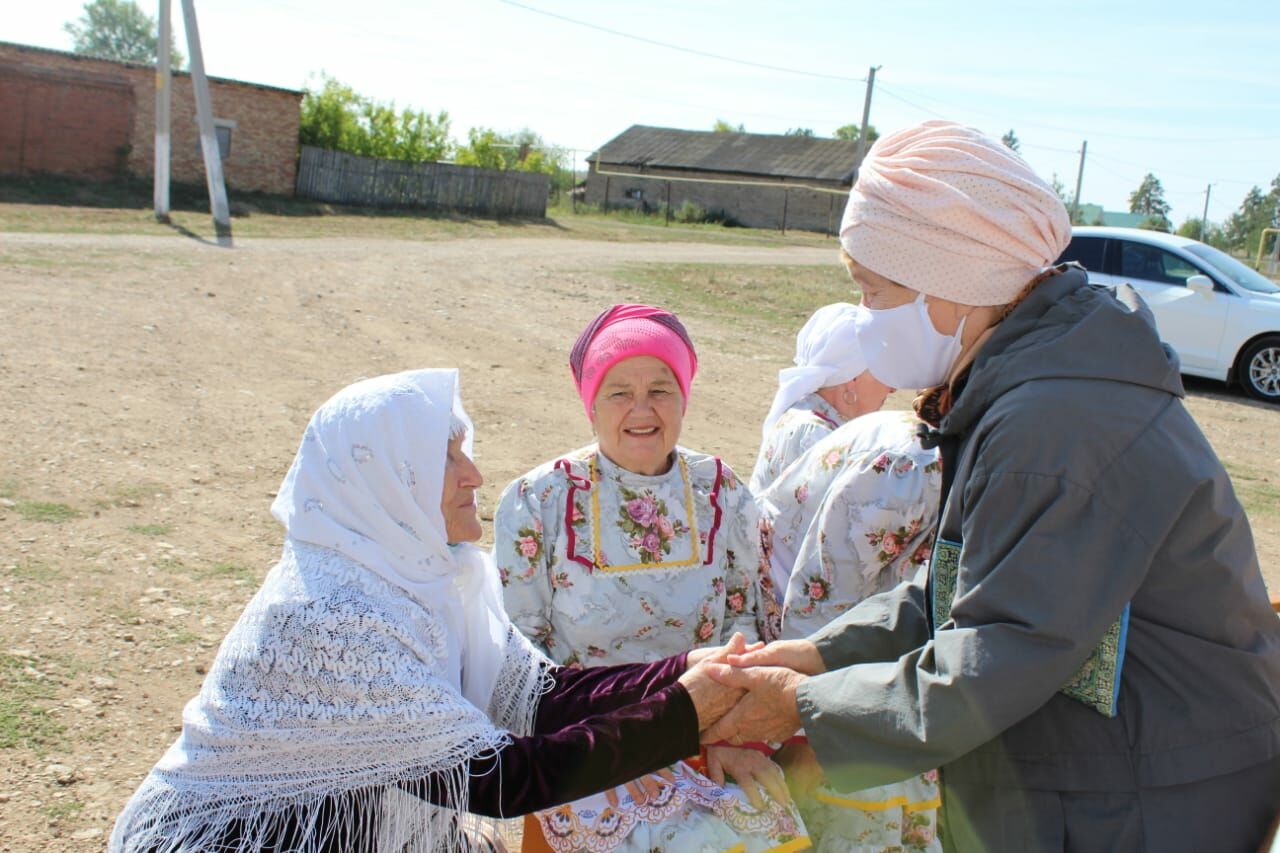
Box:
(462, 652), (696, 816)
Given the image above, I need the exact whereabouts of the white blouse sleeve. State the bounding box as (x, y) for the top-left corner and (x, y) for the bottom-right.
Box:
(492, 474), (556, 655)
(753, 419), (832, 493)
(717, 466), (763, 645)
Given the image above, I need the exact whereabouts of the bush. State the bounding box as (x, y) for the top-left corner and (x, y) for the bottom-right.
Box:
(673, 201), (735, 226)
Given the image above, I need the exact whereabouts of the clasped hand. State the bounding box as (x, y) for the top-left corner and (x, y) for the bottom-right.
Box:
(678, 636), (826, 747)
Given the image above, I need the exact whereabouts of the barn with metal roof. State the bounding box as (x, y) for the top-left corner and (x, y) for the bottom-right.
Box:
(584, 125), (863, 233)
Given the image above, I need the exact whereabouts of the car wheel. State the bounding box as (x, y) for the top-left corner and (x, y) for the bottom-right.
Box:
(1237, 335), (1280, 403)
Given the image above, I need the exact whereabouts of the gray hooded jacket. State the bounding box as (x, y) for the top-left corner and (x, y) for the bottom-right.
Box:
(795, 267), (1280, 846)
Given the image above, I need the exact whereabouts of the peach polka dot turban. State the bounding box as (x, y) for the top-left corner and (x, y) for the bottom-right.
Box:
(569, 304), (698, 418)
(839, 120), (1072, 306)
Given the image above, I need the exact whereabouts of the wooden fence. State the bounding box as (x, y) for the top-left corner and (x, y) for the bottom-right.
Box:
(295, 146), (550, 218)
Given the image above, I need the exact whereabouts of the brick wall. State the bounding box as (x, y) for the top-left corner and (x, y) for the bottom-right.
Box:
(584, 163), (846, 234)
(0, 62), (133, 179)
(0, 42), (301, 195)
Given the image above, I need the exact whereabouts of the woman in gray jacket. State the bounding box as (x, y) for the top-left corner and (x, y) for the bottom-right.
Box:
(700, 121), (1280, 851)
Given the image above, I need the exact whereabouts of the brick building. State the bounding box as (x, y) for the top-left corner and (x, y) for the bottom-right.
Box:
(0, 41), (302, 196)
(585, 125), (861, 233)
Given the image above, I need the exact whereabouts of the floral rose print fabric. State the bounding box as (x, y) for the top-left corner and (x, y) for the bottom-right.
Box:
(757, 410), (941, 642)
(750, 393), (844, 495)
(494, 445), (762, 666)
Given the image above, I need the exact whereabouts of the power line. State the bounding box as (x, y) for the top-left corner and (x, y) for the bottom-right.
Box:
(879, 79), (1280, 144)
(875, 84), (948, 119)
(1021, 142), (1083, 155)
(494, 0), (867, 83)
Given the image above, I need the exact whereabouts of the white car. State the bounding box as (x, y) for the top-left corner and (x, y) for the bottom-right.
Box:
(1056, 226), (1280, 403)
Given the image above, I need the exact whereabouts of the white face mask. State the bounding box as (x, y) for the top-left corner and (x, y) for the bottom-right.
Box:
(853, 295), (966, 390)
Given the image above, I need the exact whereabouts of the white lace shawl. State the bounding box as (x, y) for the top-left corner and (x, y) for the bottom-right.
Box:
(111, 370), (555, 852)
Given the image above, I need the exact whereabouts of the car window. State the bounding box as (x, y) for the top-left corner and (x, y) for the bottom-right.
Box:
(1186, 244), (1280, 294)
(1056, 236), (1106, 273)
(1118, 242), (1198, 286)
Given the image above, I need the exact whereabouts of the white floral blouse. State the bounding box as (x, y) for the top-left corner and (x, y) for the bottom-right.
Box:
(757, 410), (942, 642)
(750, 393), (845, 495)
(494, 444), (762, 666)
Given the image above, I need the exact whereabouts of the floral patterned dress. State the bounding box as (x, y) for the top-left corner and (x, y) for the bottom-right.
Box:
(750, 393), (844, 495)
(758, 411), (943, 853)
(495, 445), (809, 853)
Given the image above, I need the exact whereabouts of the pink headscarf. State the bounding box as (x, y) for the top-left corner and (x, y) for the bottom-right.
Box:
(839, 120), (1072, 306)
(569, 304), (698, 419)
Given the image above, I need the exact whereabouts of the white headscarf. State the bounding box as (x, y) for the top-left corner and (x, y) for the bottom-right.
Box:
(112, 369), (553, 853)
(762, 303), (866, 437)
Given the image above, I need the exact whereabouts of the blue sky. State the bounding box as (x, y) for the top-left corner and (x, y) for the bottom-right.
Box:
(9, 0), (1278, 226)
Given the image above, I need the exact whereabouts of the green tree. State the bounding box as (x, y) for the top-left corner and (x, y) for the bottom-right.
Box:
(299, 74), (450, 163)
(712, 119), (745, 133)
(1049, 173), (1086, 224)
(1129, 173), (1172, 232)
(454, 128), (571, 191)
(834, 124), (879, 144)
(785, 127), (815, 137)
(64, 0), (183, 66)
(1224, 183), (1279, 257)
(1001, 129), (1020, 152)
(1177, 217), (1228, 249)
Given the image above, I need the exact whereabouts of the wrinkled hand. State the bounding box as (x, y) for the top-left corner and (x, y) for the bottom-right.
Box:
(700, 664), (806, 745)
(726, 638), (826, 675)
(605, 767), (677, 808)
(678, 662), (745, 731)
(705, 745), (790, 810)
(686, 632), (764, 669)
(774, 740), (824, 801)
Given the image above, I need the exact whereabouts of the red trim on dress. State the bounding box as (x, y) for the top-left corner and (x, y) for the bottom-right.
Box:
(812, 409), (839, 429)
(559, 454), (725, 571)
(703, 457), (725, 566)
(554, 458), (596, 573)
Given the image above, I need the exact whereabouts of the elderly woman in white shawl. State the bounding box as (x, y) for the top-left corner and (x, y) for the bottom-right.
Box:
(111, 369), (743, 853)
(749, 302), (892, 495)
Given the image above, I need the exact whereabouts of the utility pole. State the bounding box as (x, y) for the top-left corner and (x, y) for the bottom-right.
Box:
(854, 65), (880, 178)
(1070, 140), (1087, 224)
(180, 0), (232, 244)
(1200, 184), (1212, 241)
(153, 0), (171, 222)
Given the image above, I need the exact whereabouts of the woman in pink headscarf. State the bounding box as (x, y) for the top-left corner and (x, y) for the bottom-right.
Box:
(493, 304), (810, 852)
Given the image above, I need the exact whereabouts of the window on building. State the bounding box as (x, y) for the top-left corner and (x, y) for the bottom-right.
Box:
(194, 118), (235, 160)
(624, 188), (644, 200)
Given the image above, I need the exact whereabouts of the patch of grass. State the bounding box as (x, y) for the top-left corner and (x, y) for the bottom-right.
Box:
(1223, 462), (1280, 522)
(127, 523), (172, 537)
(0, 654), (64, 751)
(14, 501), (79, 523)
(201, 561), (255, 583)
(0, 478), (17, 499)
(45, 799), (84, 820)
(181, 594), (210, 610)
(168, 628), (200, 646)
(548, 202), (831, 248)
(108, 605), (142, 625)
(4, 560), (60, 582)
(0, 174), (833, 248)
(98, 482), (162, 510)
(611, 263), (858, 332)
(155, 555), (187, 574)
